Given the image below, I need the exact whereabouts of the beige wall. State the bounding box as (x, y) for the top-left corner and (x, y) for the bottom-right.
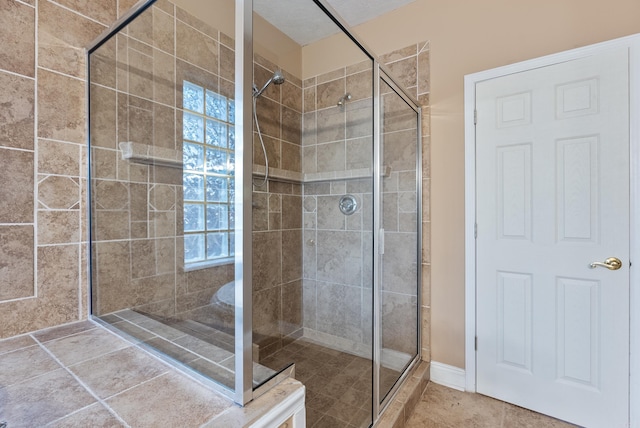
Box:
(344, 0), (640, 368)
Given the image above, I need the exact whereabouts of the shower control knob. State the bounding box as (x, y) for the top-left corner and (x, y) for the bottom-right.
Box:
(339, 194), (358, 215)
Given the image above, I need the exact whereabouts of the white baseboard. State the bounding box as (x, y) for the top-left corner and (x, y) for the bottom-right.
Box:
(430, 361), (466, 391)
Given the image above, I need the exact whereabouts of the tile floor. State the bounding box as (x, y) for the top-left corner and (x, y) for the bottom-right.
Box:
(259, 338), (407, 428)
(261, 339), (373, 427)
(0, 320), (233, 427)
(406, 382), (580, 428)
(0, 318), (579, 428)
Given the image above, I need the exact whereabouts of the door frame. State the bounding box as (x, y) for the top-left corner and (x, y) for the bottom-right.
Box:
(464, 33), (640, 426)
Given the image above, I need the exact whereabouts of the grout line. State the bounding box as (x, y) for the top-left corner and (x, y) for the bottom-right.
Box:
(33, 0), (39, 302)
(46, 1), (110, 28)
(34, 339), (132, 428)
(0, 67), (36, 80)
(37, 65), (86, 82)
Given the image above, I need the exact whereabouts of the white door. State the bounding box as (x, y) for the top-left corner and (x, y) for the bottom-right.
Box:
(475, 48), (630, 428)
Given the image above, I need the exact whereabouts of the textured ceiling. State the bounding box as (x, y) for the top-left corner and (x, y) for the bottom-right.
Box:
(253, 0), (416, 46)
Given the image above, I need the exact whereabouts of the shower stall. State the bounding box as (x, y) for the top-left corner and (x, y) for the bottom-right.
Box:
(88, 0), (421, 425)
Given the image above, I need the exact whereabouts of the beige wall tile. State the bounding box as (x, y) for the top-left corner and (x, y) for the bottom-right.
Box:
(282, 108), (301, 146)
(176, 20), (218, 74)
(130, 239), (156, 279)
(346, 71), (373, 102)
(382, 292), (418, 355)
(281, 142), (301, 172)
(0, 71), (35, 150)
(128, 49), (154, 101)
(0, 0), (35, 77)
(0, 148), (34, 223)
(38, 139), (80, 176)
(385, 56), (418, 91)
(282, 229), (302, 283)
(253, 231), (282, 291)
(253, 286), (281, 340)
(317, 78), (345, 111)
(38, 69), (85, 143)
(346, 99), (373, 139)
(317, 68), (345, 84)
(37, 244), (80, 315)
(118, 0), (138, 18)
(38, 176), (80, 210)
(38, 210), (80, 245)
(255, 96), (281, 139)
(317, 141), (346, 172)
(0, 225), (34, 301)
(153, 7), (175, 54)
(50, 0), (116, 25)
(94, 241), (133, 314)
(418, 49), (430, 96)
(153, 49), (176, 107)
(38, 0), (106, 78)
(94, 210), (130, 241)
(282, 81), (302, 112)
(381, 44), (417, 65)
(153, 102), (176, 149)
(219, 44), (234, 83)
(281, 280), (302, 336)
(316, 107), (345, 144)
(89, 84), (117, 149)
(90, 37), (118, 89)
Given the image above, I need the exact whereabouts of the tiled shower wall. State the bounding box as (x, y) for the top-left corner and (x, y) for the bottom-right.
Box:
(1, 0), (429, 367)
(382, 41), (431, 362)
(251, 54), (304, 356)
(90, 1), (238, 320)
(301, 42), (431, 361)
(90, 1), (305, 357)
(301, 60), (375, 349)
(0, 0), (138, 339)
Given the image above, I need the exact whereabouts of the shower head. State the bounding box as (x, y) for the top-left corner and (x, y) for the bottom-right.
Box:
(253, 70), (285, 98)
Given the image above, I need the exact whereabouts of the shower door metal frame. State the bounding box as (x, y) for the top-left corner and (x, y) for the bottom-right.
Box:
(86, 0), (253, 405)
(235, 0), (254, 405)
(312, 0), (423, 421)
(87, 0), (424, 412)
(375, 67), (423, 416)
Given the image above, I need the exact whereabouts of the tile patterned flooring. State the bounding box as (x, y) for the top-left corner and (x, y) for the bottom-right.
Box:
(406, 382), (580, 428)
(1, 318), (580, 427)
(259, 339), (407, 428)
(0, 320), (233, 427)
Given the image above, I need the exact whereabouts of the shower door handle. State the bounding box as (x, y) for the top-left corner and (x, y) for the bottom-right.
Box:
(379, 228), (385, 255)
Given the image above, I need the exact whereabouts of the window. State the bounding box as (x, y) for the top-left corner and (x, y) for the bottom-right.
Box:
(182, 81), (235, 266)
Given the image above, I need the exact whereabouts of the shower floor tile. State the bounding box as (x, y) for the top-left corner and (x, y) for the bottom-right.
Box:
(259, 338), (377, 428)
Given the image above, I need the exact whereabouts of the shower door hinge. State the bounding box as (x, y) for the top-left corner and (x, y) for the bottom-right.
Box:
(474, 223), (477, 239)
(474, 109), (478, 125)
(475, 336), (478, 351)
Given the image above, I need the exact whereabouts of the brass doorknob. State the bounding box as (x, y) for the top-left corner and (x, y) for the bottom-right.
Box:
(589, 257), (622, 270)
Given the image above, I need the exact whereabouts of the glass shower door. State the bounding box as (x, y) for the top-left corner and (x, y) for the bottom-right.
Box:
(378, 75), (421, 403)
